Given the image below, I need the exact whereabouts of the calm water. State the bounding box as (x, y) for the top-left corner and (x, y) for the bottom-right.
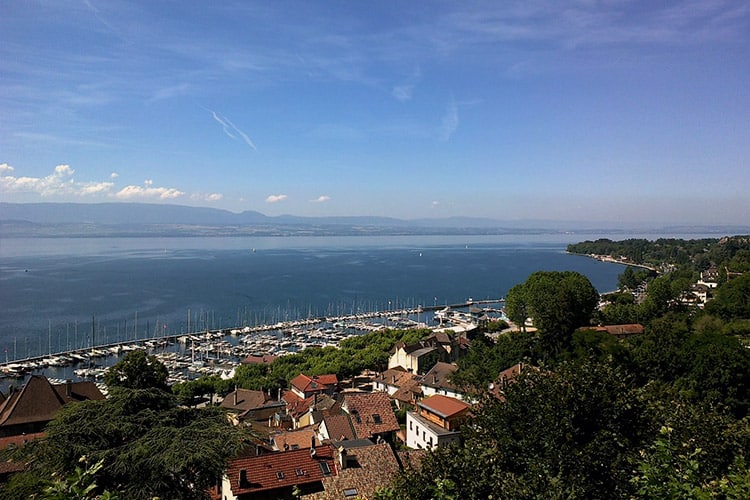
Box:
(0, 234), (652, 360)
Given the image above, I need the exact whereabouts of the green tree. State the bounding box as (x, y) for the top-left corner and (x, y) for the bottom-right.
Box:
(506, 271), (599, 360)
(706, 274), (750, 321)
(103, 349), (169, 391)
(7, 388), (246, 500)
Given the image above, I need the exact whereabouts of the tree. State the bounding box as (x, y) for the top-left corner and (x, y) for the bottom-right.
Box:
(6, 388), (247, 500)
(505, 271), (599, 360)
(103, 349), (169, 391)
(395, 360), (652, 499)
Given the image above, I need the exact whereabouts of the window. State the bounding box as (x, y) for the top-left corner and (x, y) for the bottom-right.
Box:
(344, 488), (359, 498)
(276, 471), (285, 480)
(409, 421), (412, 430)
(319, 462), (332, 475)
(296, 468), (305, 476)
(372, 413), (382, 424)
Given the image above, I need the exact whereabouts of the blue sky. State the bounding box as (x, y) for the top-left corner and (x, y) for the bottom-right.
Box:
(1, 1), (749, 225)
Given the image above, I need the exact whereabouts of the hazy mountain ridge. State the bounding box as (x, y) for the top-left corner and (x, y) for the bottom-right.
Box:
(1, 202), (747, 237)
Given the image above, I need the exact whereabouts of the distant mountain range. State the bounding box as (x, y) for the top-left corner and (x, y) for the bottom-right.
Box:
(1, 202), (747, 238)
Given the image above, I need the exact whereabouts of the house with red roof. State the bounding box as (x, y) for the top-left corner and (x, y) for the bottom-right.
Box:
(290, 374), (338, 400)
(219, 445), (338, 499)
(406, 394), (470, 450)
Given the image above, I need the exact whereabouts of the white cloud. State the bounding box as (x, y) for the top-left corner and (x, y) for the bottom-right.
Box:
(110, 172), (119, 179)
(115, 183), (184, 200)
(208, 109), (257, 151)
(206, 193), (223, 202)
(79, 181), (115, 195)
(266, 194), (287, 203)
(0, 163), (77, 196)
(312, 195), (331, 203)
(431, 200), (440, 208)
(0, 163), (15, 174)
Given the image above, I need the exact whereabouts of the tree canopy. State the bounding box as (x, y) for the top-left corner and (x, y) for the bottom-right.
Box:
(2, 388), (248, 500)
(103, 349), (169, 391)
(505, 271), (599, 359)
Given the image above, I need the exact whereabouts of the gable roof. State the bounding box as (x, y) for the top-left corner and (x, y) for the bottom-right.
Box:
(418, 395), (470, 419)
(421, 362), (459, 390)
(291, 373), (338, 394)
(220, 389), (270, 413)
(374, 368), (416, 388)
(321, 414), (356, 442)
(225, 445), (337, 496)
(0, 375), (66, 428)
(342, 392), (399, 439)
(273, 427), (319, 451)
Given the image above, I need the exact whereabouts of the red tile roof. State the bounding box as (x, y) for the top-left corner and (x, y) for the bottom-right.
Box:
(225, 445), (337, 496)
(290, 374), (338, 395)
(241, 354), (278, 365)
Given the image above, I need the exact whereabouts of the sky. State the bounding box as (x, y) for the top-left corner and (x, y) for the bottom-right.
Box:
(1, 1), (749, 225)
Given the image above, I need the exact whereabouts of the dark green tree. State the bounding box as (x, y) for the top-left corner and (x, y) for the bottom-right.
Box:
(506, 271), (599, 360)
(4, 388), (247, 500)
(103, 349), (169, 391)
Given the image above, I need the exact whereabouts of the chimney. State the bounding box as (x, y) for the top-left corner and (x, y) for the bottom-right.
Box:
(239, 469), (247, 487)
(311, 435), (316, 449)
(433, 374), (437, 384)
(338, 447), (347, 469)
(65, 380), (72, 398)
(234, 389), (238, 406)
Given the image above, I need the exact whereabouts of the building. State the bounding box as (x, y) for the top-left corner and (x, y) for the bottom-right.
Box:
(220, 388), (285, 424)
(420, 362), (465, 401)
(290, 374), (338, 400)
(219, 445), (337, 500)
(406, 395), (470, 450)
(0, 375), (104, 438)
(341, 392), (400, 442)
(303, 441), (402, 500)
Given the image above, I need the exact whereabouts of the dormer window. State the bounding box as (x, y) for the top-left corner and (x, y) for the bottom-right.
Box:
(372, 414), (382, 424)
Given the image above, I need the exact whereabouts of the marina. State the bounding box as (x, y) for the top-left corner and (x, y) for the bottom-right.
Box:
(0, 299), (505, 388)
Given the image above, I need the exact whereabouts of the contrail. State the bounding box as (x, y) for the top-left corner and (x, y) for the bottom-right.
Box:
(207, 108), (257, 151)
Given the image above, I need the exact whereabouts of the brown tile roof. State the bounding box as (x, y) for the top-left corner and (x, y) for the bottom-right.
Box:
(418, 395), (470, 419)
(220, 389), (270, 413)
(342, 392), (399, 440)
(53, 381), (105, 404)
(0, 375), (66, 428)
(225, 445), (337, 496)
(321, 414), (356, 442)
(421, 362), (459, 390)
(396, 449), (427, 473)
(304, 442), (401, 500)
(391, 378), (423, 404)
(374, 368), (414, 388)
(274, 427), (319, 451)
